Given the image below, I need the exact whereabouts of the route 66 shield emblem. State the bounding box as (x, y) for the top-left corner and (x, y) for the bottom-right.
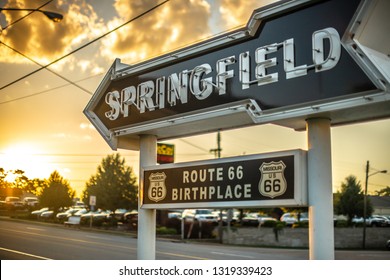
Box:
(259, 161), (287, 198)
(148, 172), (167, 202)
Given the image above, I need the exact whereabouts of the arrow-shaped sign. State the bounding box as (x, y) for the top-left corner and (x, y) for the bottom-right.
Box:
(85, 0), (390, 150)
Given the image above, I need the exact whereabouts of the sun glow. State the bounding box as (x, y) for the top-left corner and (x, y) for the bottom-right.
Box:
(1, 143), (55, 180)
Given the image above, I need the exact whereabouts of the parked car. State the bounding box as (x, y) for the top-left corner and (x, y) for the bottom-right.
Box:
(111, 208), (129, 222)
(352, 216), (387, 227)
(168, 211), (182, 219)
(40, 210), (54, 221)
(73, 208), (88, 217)
(352, 216), (363, 225)
(217, 210), (239, 225)
(367, 215), (387, 227)
(56, 208), (81, 223)
(182, 209), (218, 223)
(4, 196), (24, 209)
(258, 215), (278, 225)
(241, 213), (262, 226)
(280, 213), (298, 226)
(124, 210), (138, 229)
(384, 216), (390, 227)
(24, 197), (39, 208)
(241, 213), (277, 226)
(31, 207), (49, 219)
(80, 209), (112, 226)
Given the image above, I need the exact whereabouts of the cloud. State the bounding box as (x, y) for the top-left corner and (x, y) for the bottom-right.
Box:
(0, 0), (279, 73)
(0, 0), (106, 68)
(219, 0), (279, 29)
(100, 0), (212, 63)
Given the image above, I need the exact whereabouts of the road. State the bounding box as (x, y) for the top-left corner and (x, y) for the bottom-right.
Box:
(1, 218), (390, 260)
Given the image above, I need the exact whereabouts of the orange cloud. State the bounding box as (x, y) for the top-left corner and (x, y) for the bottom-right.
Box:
(0, 0), (279, 72)
(100, 0), (212, 63)
(219, 0), (279, 29)
(0, 0), (105, 67)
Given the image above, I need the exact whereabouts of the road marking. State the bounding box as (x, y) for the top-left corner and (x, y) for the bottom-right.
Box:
(157, 250), (209, 260)
(85, 235), (112, 240)
(2, 228), (138, 251)
(211, 251), (255, 259)
(0, 247), (52, 260)
(26, 227), (46, 231)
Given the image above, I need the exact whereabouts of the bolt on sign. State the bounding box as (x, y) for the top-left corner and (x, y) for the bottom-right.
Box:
(157, 143), (175, 164)
(142, 150), (307, 209)
(84, 0), (390, 150)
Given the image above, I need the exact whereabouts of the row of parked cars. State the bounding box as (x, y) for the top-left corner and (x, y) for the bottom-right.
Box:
(180, 209), (279, 226)
(30, 207), (139, 228)
(30, 204), (390, 229)
(0, 196), (39, 209)
(352, 215), (390, 227)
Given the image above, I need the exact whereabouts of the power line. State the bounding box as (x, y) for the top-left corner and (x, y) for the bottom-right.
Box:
(0, 0), (54, 30)
(0, 73), (102, 105)
(0, 41), (93, 95)
(0, 0), (170, 92)
(178, 139), (209, 153)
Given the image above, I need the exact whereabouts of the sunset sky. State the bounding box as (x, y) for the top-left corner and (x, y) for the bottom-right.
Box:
(0, 0), (389, 198)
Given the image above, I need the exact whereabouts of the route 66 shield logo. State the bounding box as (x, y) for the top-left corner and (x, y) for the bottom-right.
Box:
(259, 161), (287, 198)
(148, 172), (167, 202)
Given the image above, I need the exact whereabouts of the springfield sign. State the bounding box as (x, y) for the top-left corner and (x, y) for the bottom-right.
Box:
(84, 0), (389, 150)
(142, 150), (307, 209)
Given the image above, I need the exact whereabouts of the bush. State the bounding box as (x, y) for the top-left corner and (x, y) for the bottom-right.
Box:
(274, 221), (286, 230)
(335, 220), (348, 228)
(262, 220), (277, 227)
(156, 226), (177, 235)
(292, 221), (309, 228)
(184, 220), (216, 239)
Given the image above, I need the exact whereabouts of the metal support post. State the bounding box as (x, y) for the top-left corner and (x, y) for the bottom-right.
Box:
(137, 134), (157, 260)
(307, 118), (335, 260)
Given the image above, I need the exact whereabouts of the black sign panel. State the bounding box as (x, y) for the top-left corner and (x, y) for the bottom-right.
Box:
(142, 150), (307, 209)
(93, 0), (374, 131)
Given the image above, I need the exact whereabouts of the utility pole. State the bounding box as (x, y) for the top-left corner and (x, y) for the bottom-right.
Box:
(210, 131), (222, 159)
(363, 160), (369, 249)
(210, 131), (223, 243)
(362, 161), (387, 249)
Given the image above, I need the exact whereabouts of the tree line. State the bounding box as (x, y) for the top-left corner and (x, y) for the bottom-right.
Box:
(0, 153), (138, 211)
(1, 154), (389, 222)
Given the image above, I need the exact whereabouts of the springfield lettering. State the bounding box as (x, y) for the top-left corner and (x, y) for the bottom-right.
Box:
(105, 28), (340, 120)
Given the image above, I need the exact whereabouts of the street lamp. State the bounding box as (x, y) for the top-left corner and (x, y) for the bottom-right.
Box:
(362, 160), (387, 249)
(0, 8), (63, 23)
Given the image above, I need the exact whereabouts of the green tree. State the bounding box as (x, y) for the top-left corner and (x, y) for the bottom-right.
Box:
(334, 175), (373, 223)
(0, 168), (11, 189)
(82, 154), (138, 210)
(12, 169), (29, 190)
(375, 186), (390, 196)
(39, 171), (75, 210)
(24, 178), (47, 196)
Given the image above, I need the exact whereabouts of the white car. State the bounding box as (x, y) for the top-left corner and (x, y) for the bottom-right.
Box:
(280, 213), (298, 225)
(24, 197), (39, 207)
(182, 209), (218, 223)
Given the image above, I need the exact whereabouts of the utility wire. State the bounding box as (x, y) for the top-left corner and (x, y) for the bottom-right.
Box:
(0, 41), (93, 95)
(0, 1), (92, 97)
(0, 0), (170, 92)
(0, 73), (102, 105)
(178, 138), (210, 153)
(0, 0), (53, 30)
